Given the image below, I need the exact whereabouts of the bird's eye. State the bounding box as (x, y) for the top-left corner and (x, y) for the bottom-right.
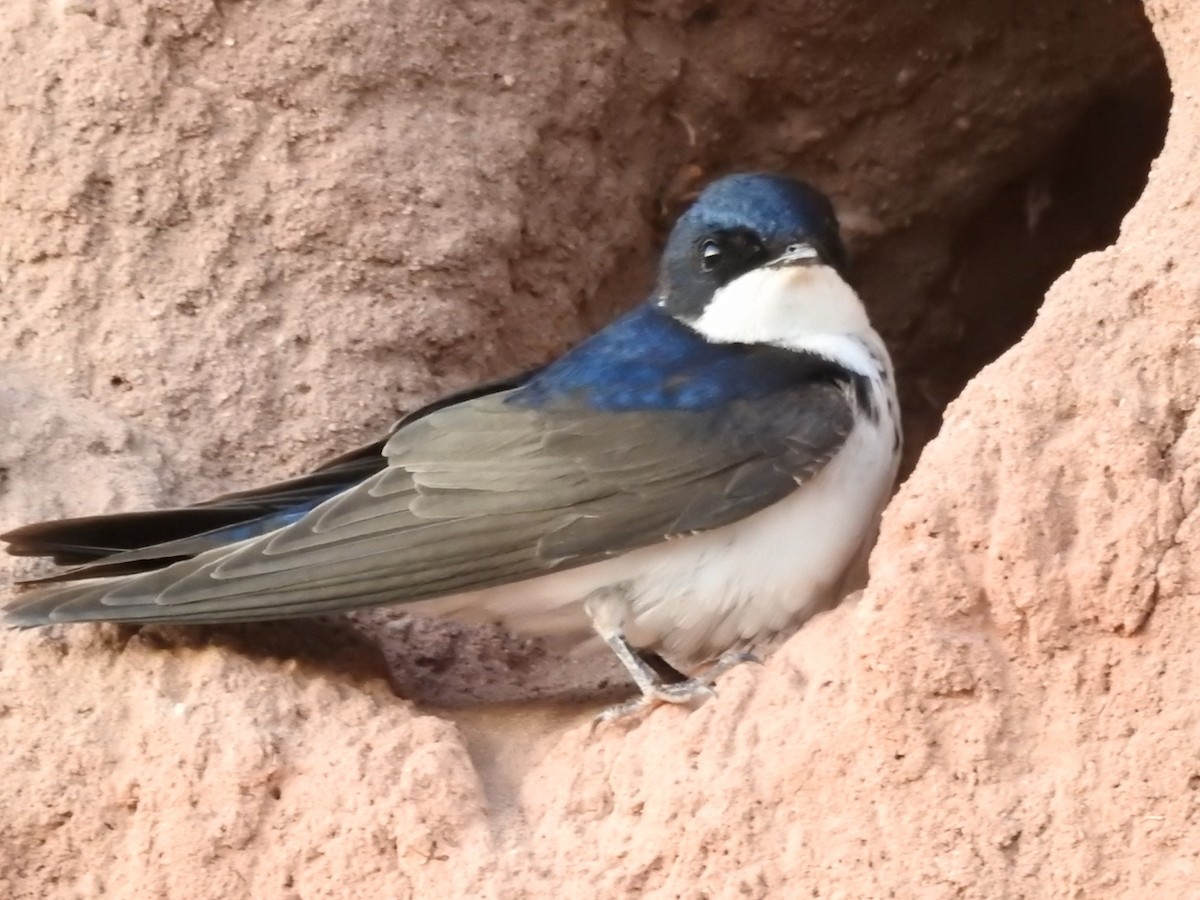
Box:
(699, 239), (722, 272)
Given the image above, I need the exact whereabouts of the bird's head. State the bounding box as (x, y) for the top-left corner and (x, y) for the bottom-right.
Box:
(655, 173), (868, 348)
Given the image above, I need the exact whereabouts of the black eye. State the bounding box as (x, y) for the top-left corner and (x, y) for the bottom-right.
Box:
(695, 229), (768, 283)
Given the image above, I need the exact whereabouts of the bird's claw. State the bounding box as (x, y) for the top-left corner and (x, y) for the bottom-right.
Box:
(593, 646), (765, 727)
(705, 649), (761, 676)
(586, 610), (762, 729)
(593, 676), (719, 727)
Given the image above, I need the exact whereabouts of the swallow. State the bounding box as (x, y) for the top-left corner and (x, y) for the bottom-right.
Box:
(3, 172), (902, 721)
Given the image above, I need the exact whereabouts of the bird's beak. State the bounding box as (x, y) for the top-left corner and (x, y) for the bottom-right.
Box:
(766, 242), (822, 268)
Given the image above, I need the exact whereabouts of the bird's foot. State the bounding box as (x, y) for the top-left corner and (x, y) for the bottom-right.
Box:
(594, 677), (718, 725)
(584, 587), (764, 728)
(699, 648), (761, 681)
(592, 648), (762, 726)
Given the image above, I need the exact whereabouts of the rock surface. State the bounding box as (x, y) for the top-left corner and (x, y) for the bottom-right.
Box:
(1, 0), (1195, 896)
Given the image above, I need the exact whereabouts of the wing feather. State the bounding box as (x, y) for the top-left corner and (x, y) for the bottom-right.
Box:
(6, 382), (856, 625)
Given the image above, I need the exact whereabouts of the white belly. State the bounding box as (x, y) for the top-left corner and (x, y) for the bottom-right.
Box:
(412, 400), (898, 664)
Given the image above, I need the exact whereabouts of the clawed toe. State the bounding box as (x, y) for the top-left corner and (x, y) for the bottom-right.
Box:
(593, 675), (719, 726)
(655, 678), (719, 704)
(705, 649), (761, 676)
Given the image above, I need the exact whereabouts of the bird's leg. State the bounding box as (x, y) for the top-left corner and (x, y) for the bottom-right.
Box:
(634, 649), (690, 684)
(696, 647), (762, 680)
(585, 588), (757, 724)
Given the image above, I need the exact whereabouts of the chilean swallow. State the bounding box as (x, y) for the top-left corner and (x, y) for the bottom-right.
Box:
(4, 173), (902, 720)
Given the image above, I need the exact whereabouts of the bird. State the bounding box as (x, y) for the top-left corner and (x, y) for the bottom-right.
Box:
(3, 172), (902, 721)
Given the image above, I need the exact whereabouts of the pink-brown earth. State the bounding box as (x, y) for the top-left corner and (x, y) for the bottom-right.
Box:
(0, 0), (1196, 896)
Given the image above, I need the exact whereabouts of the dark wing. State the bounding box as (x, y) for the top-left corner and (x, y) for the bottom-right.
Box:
(2, 367), (542, 577)
(5, 382), (854, 626)
(0, 441), (387, 570)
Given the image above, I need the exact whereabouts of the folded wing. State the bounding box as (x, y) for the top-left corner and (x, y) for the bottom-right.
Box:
(5, 381), (854, 626)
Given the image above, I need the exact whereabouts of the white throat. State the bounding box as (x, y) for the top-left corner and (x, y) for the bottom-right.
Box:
(689, 265), (882, 377)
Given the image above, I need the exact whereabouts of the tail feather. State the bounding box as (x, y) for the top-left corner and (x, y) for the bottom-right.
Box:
(3, 439), (387, 578)
(3, 508), (283, 565)
(2, 366), (541, 586)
